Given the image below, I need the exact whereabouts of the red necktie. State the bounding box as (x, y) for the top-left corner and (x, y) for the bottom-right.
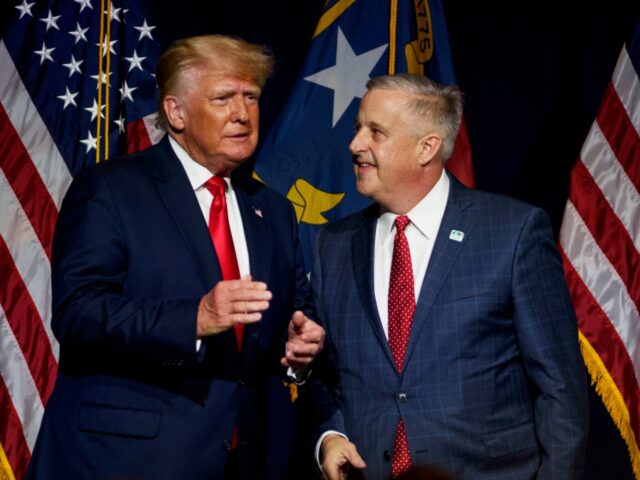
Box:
(388, 215), (415, 478)
(205, 176), (243, 351)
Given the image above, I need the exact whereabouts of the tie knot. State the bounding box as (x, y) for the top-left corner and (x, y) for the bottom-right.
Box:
(395, 215), (410, 233)
(205, 176), (227, 196)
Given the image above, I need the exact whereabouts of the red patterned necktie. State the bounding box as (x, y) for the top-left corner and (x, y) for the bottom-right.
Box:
(205, 176), (243, 351)
(388, 215), (415, 478)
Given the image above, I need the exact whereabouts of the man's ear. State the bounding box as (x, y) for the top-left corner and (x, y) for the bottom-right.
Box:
(163, 95), (185, 131)
(418, 133), (443, 166)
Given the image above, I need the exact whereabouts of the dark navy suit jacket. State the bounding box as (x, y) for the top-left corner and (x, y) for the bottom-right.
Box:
(26, 137), (310, 479)
(305, 174), (589, 480)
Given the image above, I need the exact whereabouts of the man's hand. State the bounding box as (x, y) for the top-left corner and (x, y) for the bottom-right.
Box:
(281, 311), (325, 369)
(197, 275), (272, 337)
(321, 434), (366, 480)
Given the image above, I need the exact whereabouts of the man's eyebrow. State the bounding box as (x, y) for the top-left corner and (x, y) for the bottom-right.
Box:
(210, 85), (260, 96)
(368, 120), (386, 132)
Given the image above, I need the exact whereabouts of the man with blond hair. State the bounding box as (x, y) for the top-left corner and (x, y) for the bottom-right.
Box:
(26, 35), (324, 480)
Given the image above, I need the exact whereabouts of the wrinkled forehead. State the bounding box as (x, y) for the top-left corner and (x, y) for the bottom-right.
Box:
(179, 61), (261, 93)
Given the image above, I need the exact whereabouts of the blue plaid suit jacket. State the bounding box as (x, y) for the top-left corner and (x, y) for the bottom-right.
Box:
(307, 173), (589, 480)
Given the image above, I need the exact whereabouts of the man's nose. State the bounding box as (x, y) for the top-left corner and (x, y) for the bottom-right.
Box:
(230, 98), (249, 122)
(349, 129), (366, 154)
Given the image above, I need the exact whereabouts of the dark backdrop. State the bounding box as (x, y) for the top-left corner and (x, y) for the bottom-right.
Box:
(2, 1), (639, 478)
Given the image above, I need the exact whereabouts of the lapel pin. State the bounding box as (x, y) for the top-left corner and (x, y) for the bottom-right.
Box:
(253, 207), (263, 218)
(449, 229), (464, 242)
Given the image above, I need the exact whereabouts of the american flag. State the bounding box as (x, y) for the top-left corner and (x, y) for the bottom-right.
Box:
(559, 21), (640, 478)
(0, 1), (163, 478)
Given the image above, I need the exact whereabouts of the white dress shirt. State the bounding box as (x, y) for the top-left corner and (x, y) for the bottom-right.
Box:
(374, 170), (450, 336)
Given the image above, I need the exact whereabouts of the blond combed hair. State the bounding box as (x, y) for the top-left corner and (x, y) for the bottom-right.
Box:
(156, 34), (275, 129)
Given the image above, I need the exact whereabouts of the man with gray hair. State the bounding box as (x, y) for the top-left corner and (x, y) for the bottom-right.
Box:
(302, 73), (588, 479)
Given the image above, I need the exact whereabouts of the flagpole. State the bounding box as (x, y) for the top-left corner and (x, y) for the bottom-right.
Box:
(389, 0), (398, 74)
(96, 0), (106, 163)
(104, 0), (112, 160)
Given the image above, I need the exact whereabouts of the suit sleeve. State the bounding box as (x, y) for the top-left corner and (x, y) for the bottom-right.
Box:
(272, 198), (316, 380)
(51, 166), (199, 365)
(511, 208), (589, 478)
(294, 228), (347, 451)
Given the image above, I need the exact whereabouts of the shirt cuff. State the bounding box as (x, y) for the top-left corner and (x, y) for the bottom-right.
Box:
(315, 430), (348, 471)
(286, 366), (311, 385)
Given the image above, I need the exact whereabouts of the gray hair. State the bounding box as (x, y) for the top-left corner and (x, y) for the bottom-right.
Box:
(366, 73), (463, 162)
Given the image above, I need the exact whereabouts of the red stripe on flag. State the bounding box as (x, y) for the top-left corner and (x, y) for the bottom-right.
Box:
(0, 237), (57, 403)
(0, 105), (58, 260)
(569, 160), (640, 310)
(561, 250), (640, 440)
(446, 116), (474, 188)
(597, 83), (640, 190)
(0, 377), (31, 480)
(126, 117), (152, 155)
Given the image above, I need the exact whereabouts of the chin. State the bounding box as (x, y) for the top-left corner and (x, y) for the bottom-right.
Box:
(355, 183), (374, 199)
(227, 150), (255, 163)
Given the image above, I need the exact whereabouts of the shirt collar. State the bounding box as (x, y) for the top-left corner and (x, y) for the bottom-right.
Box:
(168, 135), (233, 192)
(378, 170), (450, 244)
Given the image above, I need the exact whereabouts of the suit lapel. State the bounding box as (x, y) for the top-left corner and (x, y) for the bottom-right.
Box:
(233, 178), (272, 352)
(352, 206), (397, 368)
(153, 137), (222, 290)
(403, 175), (474, 368)
(233, 181), (271, 284)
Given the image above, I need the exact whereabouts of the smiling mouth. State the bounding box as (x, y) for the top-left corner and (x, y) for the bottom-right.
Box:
(353, 156), (376, 170)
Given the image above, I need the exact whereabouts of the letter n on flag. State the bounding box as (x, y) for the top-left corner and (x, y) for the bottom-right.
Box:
(559, 20), (640, 478)
(0, 1), (163, 479)
(254, 0), (474, 270)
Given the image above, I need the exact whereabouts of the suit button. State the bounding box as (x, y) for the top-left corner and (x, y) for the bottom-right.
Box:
(223, 440), (233, 451)
(238, 378), (245, 386)
(383, 450), (391, 462)
(397, 392), (408, 403)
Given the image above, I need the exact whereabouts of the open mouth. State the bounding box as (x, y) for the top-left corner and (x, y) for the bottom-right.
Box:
(353, 157), (376, 171)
